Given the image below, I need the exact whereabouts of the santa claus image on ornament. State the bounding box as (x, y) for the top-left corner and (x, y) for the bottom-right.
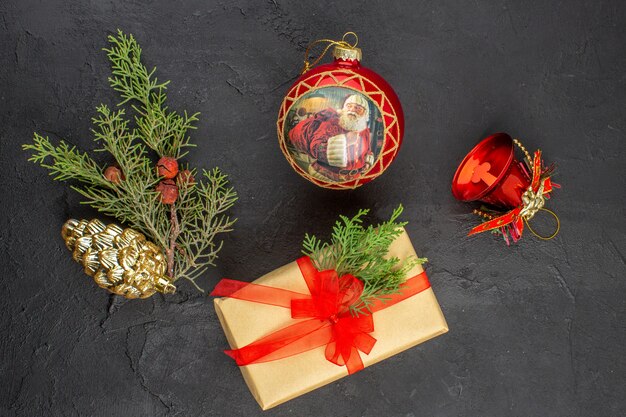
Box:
(285, 88), (383, 182)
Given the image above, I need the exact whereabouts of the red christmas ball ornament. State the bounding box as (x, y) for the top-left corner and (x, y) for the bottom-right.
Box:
(157, 156), (179, 179)
(277, 33), (404, 190)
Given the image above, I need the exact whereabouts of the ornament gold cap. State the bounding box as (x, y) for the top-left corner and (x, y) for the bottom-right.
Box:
(301, 32), (361, 73)
(332, 44), (362, 62)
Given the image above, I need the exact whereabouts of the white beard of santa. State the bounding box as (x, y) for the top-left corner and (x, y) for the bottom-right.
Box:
(338, 110), (368, 132)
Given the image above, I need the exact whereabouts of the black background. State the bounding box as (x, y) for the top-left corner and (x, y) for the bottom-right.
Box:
(1, 1), (625, 416)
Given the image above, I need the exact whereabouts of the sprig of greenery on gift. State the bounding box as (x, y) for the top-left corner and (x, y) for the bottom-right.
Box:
(302, 205), (426, 315)
(22, 30), (237, 291)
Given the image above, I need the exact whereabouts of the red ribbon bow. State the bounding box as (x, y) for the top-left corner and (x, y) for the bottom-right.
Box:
(211, 256), (431, 374)
(468, 149), (555, 237)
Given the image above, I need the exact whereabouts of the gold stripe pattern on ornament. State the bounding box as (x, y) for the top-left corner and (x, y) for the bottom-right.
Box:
(62, 219), (176, 299)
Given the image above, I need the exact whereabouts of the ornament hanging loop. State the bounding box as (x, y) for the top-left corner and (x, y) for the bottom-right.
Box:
(341, 32), (359, 47)
(524, 208), (560, 240)
(301, 32), (360, 74)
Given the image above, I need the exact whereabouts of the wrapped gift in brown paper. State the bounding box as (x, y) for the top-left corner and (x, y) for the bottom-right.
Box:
(213, 228), (448, 410)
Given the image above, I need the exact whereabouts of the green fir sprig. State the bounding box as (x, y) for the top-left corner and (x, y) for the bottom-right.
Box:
(23, 30), (237, 291)
(104, 32), (197, 159)
(302, 205), (426, 315)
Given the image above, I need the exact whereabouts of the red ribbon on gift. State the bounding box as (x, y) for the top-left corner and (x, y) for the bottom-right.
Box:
(211, 256), (431, 375)
(468, 149), (555, 237)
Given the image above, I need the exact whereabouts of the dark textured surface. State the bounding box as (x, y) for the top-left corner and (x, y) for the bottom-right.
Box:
(1, 1), (625, 416)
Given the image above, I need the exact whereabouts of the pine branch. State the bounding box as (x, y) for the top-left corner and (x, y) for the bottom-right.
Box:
(302, 205), (426, 316)
(104, 30), (197, 158)
(174, 169), (237, 288)
(24, 133), (111, 188)
(23, 30), (237, 292)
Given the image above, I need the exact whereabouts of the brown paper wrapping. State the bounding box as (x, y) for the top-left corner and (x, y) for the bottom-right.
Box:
(214, 229), (448, 410)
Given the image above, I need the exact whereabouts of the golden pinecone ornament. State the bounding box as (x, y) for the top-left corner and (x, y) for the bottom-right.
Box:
(62, 219), (176, 299)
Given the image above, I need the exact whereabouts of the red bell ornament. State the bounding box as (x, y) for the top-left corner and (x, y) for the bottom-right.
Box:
(277, 33), (404, 190)
(452, 132), (560, 244)
(452, 132), (530, 208)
